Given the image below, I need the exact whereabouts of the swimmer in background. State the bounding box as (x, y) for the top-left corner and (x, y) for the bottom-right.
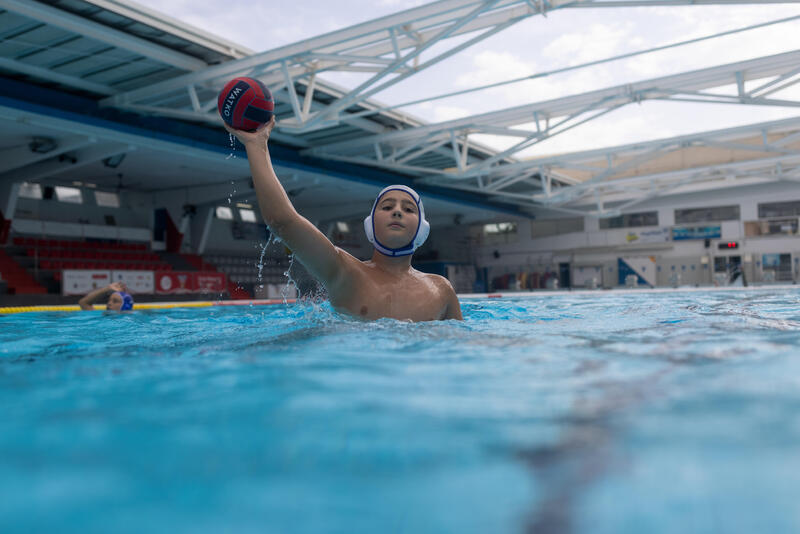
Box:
(225, 117), (462, 322)
(79, 281), (134, 311)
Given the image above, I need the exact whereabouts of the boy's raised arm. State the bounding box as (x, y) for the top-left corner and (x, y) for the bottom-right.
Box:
(225, 119), (345, 290)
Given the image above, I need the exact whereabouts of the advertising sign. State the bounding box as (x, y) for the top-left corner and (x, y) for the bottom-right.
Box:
(672, 225), (721, 241)
(112, 270), (154, 294)
(618, 257), (657, 287)
(62, 270), (111, 296)
(625, 227), (671, 244)
(194, 272), (226, 292)
(154, 271), (227, 294)
(64, 270), (227, 296)
(154, 271), (195, 294)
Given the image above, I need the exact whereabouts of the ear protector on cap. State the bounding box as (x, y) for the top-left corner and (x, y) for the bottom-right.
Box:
(363, 185), (430, 257)
(114, 291), (134, 311)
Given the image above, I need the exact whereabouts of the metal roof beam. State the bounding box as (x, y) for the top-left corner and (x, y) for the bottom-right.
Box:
(311, 49), (800, 155)
(102, 0), (548, 113)
(0, 56), (116, 95)
(0, 136), (96, 174)
(475, 115), (800, 172)
(0, 142), (134, 184)
(538, 153), (800, 205)
(568, 0), (799, 6)
(0, 0), (208, 71)
(82, 0), (254, 59)
(411, 115), (800, 209)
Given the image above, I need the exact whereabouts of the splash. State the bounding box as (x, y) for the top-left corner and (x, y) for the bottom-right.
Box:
(225, 133), (237, 160)
(227, 180), (237, 204)
(281, 253), (298, 305)
(255, 232), (275, 291)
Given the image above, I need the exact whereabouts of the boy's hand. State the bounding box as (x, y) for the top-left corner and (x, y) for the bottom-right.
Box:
(224, 116), (276, 148)
(108, 282), (126, 292)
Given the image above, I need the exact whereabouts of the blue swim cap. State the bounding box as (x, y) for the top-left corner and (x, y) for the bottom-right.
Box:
(363, 185), (430, 257)
(115, 291), (134, 311)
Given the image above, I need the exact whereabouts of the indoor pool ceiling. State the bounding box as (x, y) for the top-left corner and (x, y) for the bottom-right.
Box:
(1, 0), (799, 221)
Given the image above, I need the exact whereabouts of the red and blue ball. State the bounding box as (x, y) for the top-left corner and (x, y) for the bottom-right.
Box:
(217, 77), (274, 131)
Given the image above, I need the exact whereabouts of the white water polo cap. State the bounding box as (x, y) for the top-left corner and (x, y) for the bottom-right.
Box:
(363, 185), (430, 257)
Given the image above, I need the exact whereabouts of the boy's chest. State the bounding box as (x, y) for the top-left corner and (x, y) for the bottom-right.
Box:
(337, 274), (444, 321)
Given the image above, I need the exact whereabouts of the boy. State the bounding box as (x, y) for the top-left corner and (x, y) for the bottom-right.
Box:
(79, 281), (134, 311)
(225, 118), (462, 321)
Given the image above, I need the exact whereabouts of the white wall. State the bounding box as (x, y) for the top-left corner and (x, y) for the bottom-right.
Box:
(14, 191), (150, 228)
(473, 182), (800, 288)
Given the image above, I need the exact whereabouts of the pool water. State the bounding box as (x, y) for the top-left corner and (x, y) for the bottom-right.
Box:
(2, 289), (800, 533)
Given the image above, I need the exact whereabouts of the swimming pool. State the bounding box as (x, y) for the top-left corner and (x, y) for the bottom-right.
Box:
(2, 288), (800, 533)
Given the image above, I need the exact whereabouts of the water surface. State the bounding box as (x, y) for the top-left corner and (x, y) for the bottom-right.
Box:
(2, 289), (800, 533)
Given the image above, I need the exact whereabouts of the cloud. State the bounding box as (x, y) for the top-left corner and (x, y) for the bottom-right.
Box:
(455, 50), (536, 88)
(542, 23), (634, 66)
(431, 105), (471, 123)
(377, 0), (426, 7)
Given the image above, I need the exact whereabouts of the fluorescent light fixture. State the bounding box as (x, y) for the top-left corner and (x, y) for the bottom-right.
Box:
(54, 186), (83, 204)
(94, 191), (120, 208)
(216, 206), (233, 220)
(239, 209), (257, 223)
(18, 182), (42, 199)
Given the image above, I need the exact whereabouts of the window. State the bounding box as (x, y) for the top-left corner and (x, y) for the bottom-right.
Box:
(758, 201), (800, 218)
(18, 182), (42, 199)
(216, 206), (233, 220)
(675, 205), (739, 224)
(483, 222), (517, 235)
(54, 186), (83, 204)
(744, 218), (799, 237)
(94, 191), (120, 208)
(599, 211), (658, 229)
(531, 217), (584, 238)
(762, 253), (793, 282)
(336, 221), (350, 233)
(239, 209), (257, 223)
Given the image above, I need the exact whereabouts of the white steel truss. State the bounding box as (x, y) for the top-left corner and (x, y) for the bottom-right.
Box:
(102, 0), (550, 129)
(99, 0), (792, 134)
(427, 115), (800, 216)
(301, 50), (800, 204)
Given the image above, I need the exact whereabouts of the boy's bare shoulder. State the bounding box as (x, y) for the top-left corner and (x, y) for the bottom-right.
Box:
(421, 272), (456, 293)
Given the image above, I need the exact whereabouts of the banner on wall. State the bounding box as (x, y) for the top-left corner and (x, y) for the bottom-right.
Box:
(64, 270), (227, 295)
(672, 225), (721, 241)
(625, 228), (671, 244)
(194, 272), (226, 292)
(112, 271), (154, 294)
(618, 257), (657, 287)
(154, 271), (226, 294)
(154, 271), (194, 294)
(62, 270), (111, 296)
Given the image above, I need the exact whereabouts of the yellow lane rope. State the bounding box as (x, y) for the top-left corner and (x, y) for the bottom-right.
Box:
(0, 299), (294, 314)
